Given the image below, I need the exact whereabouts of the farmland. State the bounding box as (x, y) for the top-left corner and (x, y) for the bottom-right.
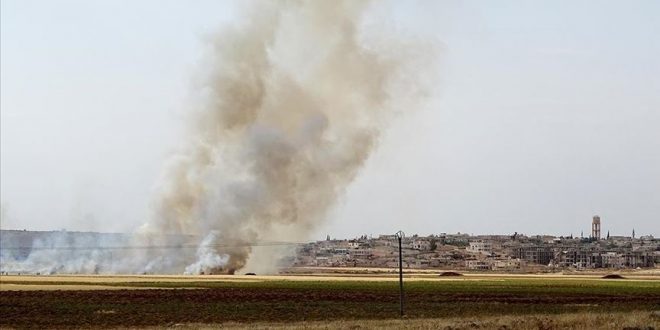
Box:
(1, 273), (659, 329)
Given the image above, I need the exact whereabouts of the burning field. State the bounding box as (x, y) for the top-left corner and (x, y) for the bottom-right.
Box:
(2, 1), (658, 328)
(0, 0), (438, 278)
(1, 273), (659, 329)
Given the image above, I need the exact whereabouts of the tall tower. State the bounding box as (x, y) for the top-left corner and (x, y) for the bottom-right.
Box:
(592, 215), (601, 240)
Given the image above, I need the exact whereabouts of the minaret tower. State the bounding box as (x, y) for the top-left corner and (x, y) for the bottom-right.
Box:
(591, 215), (601, 240)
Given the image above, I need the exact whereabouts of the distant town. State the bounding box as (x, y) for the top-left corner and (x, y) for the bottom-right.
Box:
(293, 216), (659, 271)
(1, 216), (658, 273)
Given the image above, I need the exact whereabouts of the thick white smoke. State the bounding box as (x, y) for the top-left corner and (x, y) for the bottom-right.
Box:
(183, 231), (229, 275)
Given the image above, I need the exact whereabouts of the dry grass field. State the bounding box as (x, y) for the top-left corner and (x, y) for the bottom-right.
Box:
(151, 312), (660, 329)
(1, 272), (659, 329)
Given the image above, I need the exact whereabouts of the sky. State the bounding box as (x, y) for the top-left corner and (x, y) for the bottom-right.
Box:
(1, 0), (659, 239)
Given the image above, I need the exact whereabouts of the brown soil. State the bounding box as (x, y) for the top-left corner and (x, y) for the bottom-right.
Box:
(2, 288), (659, 328)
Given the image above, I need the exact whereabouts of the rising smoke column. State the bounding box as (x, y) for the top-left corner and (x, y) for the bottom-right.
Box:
(143, 0), (436, 274)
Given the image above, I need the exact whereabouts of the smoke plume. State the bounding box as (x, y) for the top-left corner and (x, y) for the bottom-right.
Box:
(139, 0), (435, 274)
(0, 0), (436, 275)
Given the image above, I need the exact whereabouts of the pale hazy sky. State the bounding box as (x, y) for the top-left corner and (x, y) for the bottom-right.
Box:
(1, 0), (658, 238)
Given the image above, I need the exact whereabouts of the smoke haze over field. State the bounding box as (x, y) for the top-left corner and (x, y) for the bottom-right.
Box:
(1, 0), (436, 274)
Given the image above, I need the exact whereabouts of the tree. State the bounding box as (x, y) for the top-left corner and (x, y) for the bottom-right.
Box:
(429, 239), (437, 251)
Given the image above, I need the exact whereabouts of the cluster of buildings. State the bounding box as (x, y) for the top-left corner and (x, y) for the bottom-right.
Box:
(293, 216), (659, 271)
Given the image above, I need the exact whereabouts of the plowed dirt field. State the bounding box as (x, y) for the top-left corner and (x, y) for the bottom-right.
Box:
(1, 274), (659, 328)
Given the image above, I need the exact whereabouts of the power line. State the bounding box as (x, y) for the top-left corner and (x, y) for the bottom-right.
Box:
(0, 240), (310, 251)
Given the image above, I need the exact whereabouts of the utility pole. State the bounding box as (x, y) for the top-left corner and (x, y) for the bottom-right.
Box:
(395, 230), (405, 317)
